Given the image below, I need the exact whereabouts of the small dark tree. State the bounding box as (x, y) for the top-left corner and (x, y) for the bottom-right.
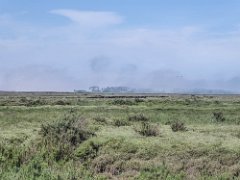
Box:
(89, 86), (100, 93)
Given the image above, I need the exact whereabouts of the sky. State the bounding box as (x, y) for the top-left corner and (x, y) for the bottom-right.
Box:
(1, 0), (240, 92)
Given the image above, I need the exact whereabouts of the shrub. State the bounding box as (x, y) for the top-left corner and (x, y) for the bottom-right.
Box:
(112, 99), (135, 106)
(54, 100), (71, 105)
(128, 114), (149, 122)
(113, 119), (129, 127)
(164, 121), (171, 125)
(103, 138), (125, 151)
(137, 122), (159, 137)
(26, 99), (46, 106)
(171, 121), (187, 132)
(213, 112), (225, 122)
(135, 98), (145, 103)
(91, 154), (115, 173)
(94, 116), (107, 124)
(75, 141), (101, 161)
(40, 118), (94, 147)
(39, 113), (95, 161)
(109, 160), (126, 175)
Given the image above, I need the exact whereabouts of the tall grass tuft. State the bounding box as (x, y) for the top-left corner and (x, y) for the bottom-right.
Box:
(128, 114), (149, 122)
(137, 122), (159, 136)
(171, 121), (187, 132)
(213, 112), (225, 122)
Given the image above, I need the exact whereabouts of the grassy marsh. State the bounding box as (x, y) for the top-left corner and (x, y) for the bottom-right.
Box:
(1, 93), (240, 179)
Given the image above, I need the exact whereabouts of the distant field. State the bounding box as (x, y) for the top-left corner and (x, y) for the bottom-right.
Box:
(1, 93), (240, 179)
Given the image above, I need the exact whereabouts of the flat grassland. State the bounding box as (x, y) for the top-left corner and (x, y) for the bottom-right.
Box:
(1, 93), (240, 179)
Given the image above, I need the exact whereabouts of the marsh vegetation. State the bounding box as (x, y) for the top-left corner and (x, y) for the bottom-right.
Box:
(1, 93), (240, 179)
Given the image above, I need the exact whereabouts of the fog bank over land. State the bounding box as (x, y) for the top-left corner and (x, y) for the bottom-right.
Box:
(0, 65), (240, 93)
(1, 1), (240, 92)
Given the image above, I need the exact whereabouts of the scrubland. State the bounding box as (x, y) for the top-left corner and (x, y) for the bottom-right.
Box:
(1, 93), (240, 179)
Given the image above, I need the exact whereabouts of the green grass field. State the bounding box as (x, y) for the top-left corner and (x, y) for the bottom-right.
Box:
(1, 93), (240, 179)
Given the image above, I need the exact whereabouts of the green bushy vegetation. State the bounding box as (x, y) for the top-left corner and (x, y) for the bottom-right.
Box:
(1, 93), (240, 179)
(111, 99), (136, 106)
(113, 119), (130, 127)
(128, 113), (149, 122)
(136, 122), (159, 136)
(171, 121), (187, 132)
(213, 111), (225, 122)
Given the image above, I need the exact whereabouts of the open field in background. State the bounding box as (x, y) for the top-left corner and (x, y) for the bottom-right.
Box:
(1, 93), (240, 179)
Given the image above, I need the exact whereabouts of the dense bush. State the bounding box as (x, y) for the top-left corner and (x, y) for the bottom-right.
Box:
(25, 99), (47, 106)
(91, 154), (116, 173)
(129, 114), (149, 122)
(39, 113), (95, 161)
(112, 99), (136, 106)
(0, 111), (97, 179)
(171, 121), (187, 132)
(54, 100), (71, 105)
(93, 116), (107, 124)
(135, 98), (145, 103)
(213, 112), (225, 122)
(137, 122), (159, 136)
(75, 141), (101, 161)
(113, 119), (130, 127)
(40, 119), (93, 145)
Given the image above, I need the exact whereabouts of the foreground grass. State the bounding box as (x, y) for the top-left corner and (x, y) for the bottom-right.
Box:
(1, 94), (240, 179)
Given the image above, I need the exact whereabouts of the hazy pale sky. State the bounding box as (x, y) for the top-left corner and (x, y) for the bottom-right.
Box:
(1, 0), (240, 92)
